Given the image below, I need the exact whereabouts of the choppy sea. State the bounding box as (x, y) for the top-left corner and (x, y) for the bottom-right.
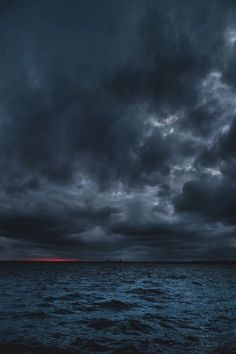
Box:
(0, 262), (235, 353)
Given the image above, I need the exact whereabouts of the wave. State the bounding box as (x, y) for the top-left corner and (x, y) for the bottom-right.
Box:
(86, 318), (116, 330)
(129, 287), (165, 296)
(96, 300), (132, 310)
(25, 311), (48, 319)
(121, 319), (152, 333)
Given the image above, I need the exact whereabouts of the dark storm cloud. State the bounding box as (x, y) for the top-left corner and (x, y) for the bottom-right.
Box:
(175, 177), (236, 224)
(175, 115), (236, 226)
(0, 0), (236, 260)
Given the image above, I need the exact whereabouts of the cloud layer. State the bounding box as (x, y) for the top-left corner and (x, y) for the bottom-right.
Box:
(0, 0), (236, 260)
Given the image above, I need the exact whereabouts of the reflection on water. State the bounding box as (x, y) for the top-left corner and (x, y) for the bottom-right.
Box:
(0, 263), (235, 353)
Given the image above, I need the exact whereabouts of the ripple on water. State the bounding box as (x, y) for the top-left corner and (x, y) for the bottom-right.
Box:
(0, 263), (235, 353)
(86, 318), (116, 330)
(96, 300), (133, 310)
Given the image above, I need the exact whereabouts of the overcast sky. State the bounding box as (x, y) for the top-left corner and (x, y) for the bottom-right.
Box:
(0, 0), (236, 261)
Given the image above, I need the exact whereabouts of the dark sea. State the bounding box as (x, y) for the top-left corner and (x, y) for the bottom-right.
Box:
(0, 263), (235, 354)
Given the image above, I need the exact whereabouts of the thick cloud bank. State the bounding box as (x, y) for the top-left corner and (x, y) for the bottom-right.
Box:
(0, 0), (236, 260)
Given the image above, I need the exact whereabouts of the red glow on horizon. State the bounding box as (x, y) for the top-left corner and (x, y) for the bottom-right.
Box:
(25, 257), (82, 262)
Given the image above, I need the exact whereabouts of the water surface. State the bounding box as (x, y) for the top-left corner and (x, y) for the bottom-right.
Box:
(0, 263), (235, 353)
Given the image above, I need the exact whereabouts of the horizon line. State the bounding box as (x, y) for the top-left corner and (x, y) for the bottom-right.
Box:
(0, 259), (236, 264)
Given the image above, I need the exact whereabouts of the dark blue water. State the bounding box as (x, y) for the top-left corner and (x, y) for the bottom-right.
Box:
(0, 263), (235, 353)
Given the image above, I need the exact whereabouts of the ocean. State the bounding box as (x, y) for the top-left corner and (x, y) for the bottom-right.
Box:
(0, 262), (235, 353)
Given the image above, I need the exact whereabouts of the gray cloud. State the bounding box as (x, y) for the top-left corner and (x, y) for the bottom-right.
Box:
(0, 0), (236, 260)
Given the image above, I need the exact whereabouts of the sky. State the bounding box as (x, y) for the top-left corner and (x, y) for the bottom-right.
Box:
(0, 0), (236, 261)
